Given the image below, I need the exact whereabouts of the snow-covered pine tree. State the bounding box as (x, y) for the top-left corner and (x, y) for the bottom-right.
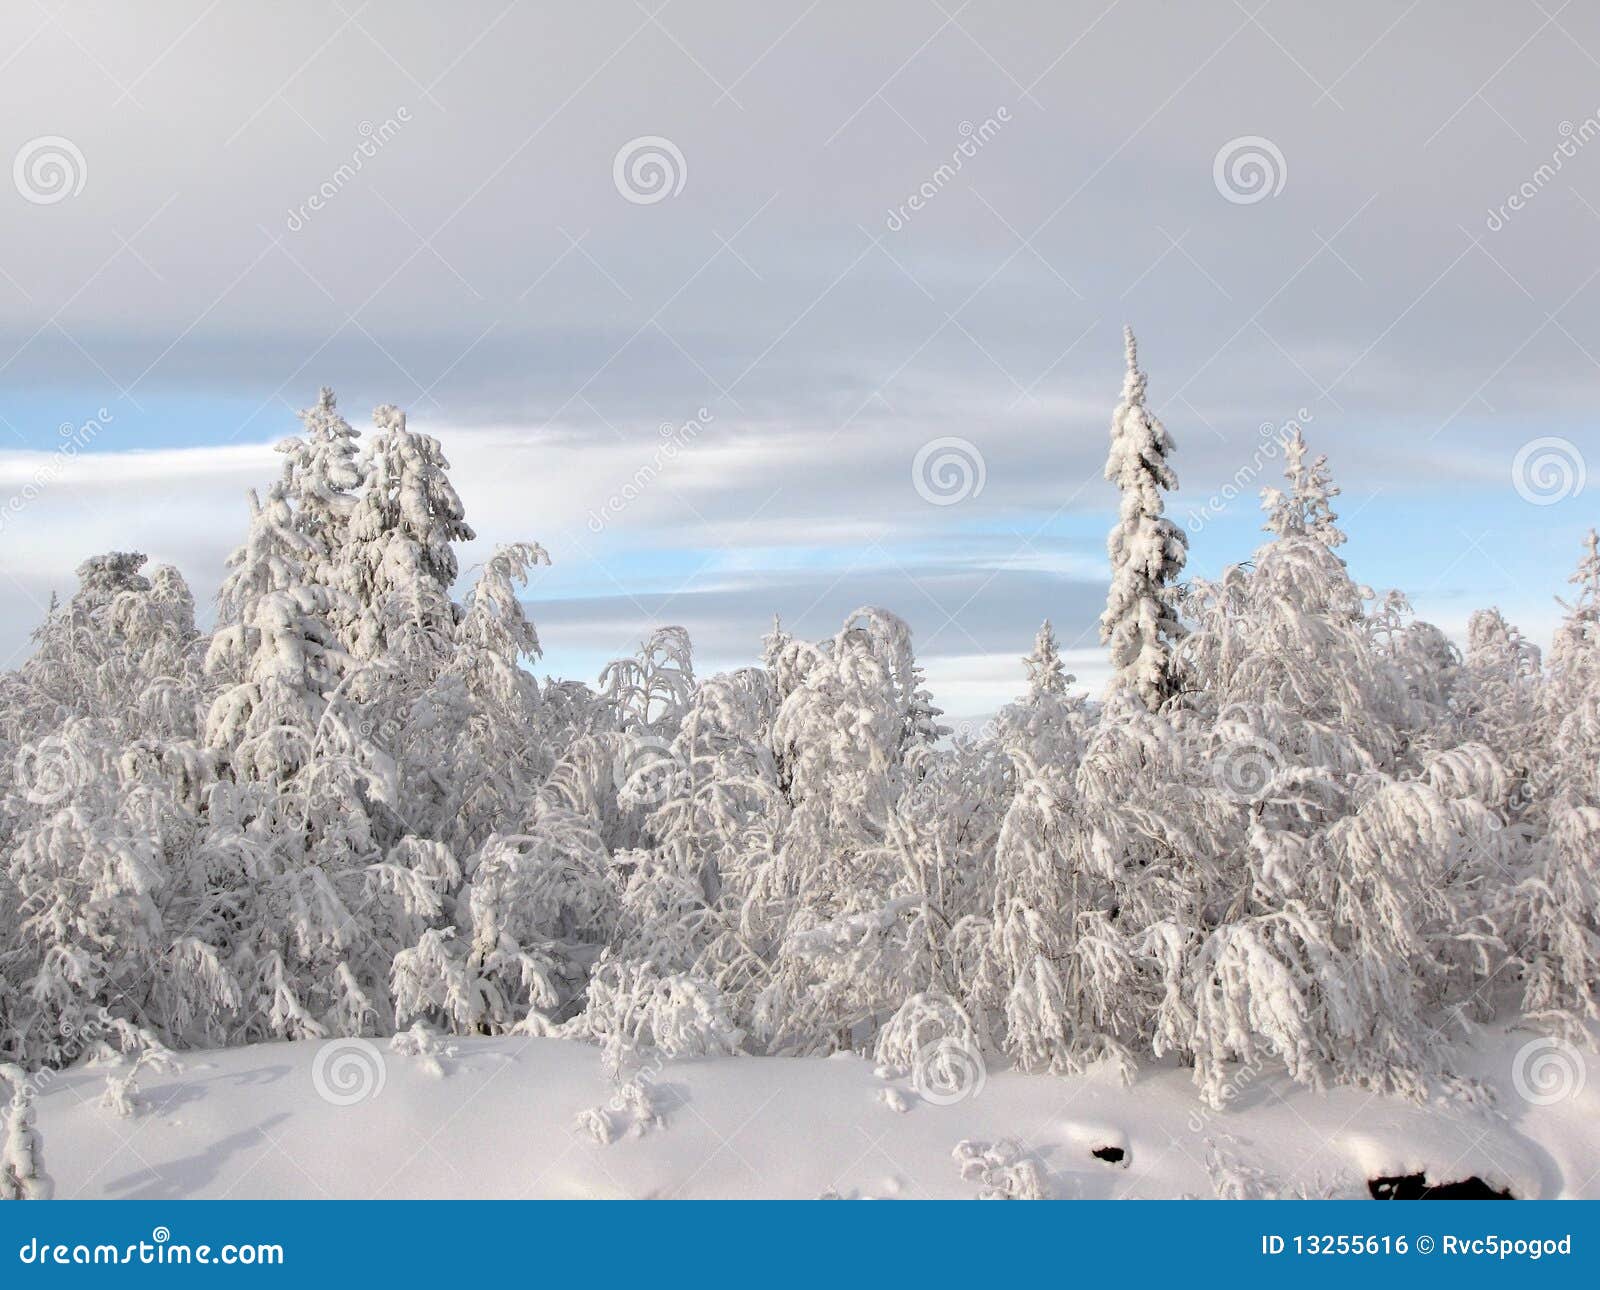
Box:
(72, 551), (151, 609)
(1023, 619), (1070, 701)
(1100, 327), (1187, 711)
(1182, 446), (1410, 799)
(1516, 804), (1600, 1044)
(457, 807), (619, 1034)
(0, 548), (224, 1067)
(278, 388), (362, 550)
(761, 615), (790, 673)
(1261, 426), (1344, 549)
(276, 388), (363, 634)
(993, 619), (1086, 779)
(346, 404), (475, 669)
(204, 485), (349, 778)
(769, 609), (914, 848)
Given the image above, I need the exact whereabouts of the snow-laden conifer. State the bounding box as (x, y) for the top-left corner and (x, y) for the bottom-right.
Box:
(1100, 328), (1187, 710)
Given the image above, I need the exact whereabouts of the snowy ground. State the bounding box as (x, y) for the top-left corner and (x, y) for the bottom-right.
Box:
(33, 1026), (1598, 1200)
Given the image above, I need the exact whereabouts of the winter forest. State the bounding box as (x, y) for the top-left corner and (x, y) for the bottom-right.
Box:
(1, 328), (1597, 1201)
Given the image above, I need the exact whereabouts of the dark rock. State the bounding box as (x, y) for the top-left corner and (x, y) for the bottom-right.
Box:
(1369, 1173), (1513, 1200)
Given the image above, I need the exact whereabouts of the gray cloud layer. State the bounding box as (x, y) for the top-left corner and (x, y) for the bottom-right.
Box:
(2, 2), (1597, 710)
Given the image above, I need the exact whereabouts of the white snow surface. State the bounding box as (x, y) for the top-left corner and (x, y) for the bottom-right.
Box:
(35, 1026), (1597, 1200)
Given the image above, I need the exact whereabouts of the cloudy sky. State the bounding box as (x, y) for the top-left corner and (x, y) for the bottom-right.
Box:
(1, 0), (1596, 716)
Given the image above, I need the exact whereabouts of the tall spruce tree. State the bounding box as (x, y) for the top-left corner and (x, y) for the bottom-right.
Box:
(1099, 327), (1187, 711)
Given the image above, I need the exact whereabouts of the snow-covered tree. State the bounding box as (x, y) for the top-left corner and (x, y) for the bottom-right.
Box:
(204, 485), (352, 780)
(277, 389), (362, 560)
(1515, 805), (1600, 1042)
(460, 809), (618, 1033)
(276, 388), (363, 642)
(990, 747), (1135, 1078)
(346, 404), (475, 668)
(1460, 608), (1542, 799)
(1510, 531), (1600, 1044)
(992, 620), (1086, 783)
(1100, 327), (1187, 710)
(402, 542), (551, 849)
(4, 718), (171, 1065)
(197, 481), (403, 1042)
(13, 553), (204, 746)
(1023, 620), (1069, 700)
(1261, 427), (1344, 549)
(0, 1068), (51, 1200)
(1548, 529), (1600, 714)
(599, 627), (696, 737)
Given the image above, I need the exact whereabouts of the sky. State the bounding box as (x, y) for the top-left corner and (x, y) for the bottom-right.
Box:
(1, 0), (1597, 717)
